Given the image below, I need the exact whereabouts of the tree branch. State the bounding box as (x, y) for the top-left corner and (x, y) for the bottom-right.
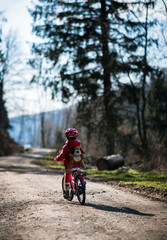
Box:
(161, 0), (167, 12)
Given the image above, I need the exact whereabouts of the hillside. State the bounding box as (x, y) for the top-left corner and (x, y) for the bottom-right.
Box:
(0, 128), (24, 156)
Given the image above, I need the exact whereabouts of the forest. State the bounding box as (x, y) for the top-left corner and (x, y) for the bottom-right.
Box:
(0, 0), (167, 170)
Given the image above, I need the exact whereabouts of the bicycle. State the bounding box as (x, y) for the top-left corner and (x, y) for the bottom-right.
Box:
(62, 168), (86, 205)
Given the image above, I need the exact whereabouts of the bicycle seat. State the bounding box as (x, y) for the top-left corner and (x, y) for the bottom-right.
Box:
(71, 167), (81, 172)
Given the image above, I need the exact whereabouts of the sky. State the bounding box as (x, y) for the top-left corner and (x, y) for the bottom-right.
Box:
(0, 0), (65, 118)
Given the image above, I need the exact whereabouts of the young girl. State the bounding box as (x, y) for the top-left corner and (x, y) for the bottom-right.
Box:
(54, 128), (85, 198)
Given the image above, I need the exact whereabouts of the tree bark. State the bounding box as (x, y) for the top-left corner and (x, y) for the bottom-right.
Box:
(142, 3), (148, 152)
(41, 112), (46, 148)
(100, 0), (115, 155)
(96, 154), (124, 171)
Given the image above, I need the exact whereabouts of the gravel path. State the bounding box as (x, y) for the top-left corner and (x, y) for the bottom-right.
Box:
(0, 149), (167, 240)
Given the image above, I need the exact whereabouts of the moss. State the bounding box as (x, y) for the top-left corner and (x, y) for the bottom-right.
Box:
(86, 167), (167, 189)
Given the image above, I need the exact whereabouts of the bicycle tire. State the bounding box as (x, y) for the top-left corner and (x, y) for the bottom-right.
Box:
(75, 175), (86, 205)
(62, 176), (74, 201)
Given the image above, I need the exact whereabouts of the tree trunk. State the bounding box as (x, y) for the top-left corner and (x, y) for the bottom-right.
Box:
(141, 3), (149, 156)
(100, 0), (115, 155)
(40, 112), (46, 148)
(0, 80), (9, 130)
(0, 81), (3, 128)
(96, 154), (124, 171)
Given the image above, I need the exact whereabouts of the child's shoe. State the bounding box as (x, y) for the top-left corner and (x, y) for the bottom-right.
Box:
(64, 189), (70, 199)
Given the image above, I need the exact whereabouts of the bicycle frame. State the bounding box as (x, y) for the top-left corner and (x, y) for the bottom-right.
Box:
(70, 168), (86, 193)
(62, 167), (86, 204)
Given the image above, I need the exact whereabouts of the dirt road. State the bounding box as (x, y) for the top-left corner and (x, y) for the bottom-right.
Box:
(0, 149), (167, 240)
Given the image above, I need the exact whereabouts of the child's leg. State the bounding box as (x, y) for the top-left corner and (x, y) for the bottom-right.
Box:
(65, 172), (72, 187)
(64, 172), (72, 198)
(63, 161), (72, 198)
(64, 161), (72, 186)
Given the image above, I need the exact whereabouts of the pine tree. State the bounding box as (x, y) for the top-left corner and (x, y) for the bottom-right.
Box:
(147, 69), (167, 137)
(29, 0), (130, 154)
(29, 0), (159, 157)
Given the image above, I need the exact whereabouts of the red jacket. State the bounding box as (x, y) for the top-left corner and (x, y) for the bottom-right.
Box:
(54, 139), (84, 169)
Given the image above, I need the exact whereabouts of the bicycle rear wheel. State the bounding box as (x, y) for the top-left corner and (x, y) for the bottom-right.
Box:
(62, 176), (74, 201)
(75, 176), (86, 205)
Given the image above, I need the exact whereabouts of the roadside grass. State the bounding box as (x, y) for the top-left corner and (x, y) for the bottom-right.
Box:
(32, 155), (167, 191)
(85, 167), (167, 190)
(24, 148), (32, 153)
(32, 155), (64, 170)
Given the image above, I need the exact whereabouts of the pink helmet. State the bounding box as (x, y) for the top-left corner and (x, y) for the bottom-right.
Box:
(64, 128), (78, 138)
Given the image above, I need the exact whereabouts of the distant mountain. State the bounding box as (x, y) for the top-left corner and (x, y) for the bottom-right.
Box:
(8, 109), (65, 148)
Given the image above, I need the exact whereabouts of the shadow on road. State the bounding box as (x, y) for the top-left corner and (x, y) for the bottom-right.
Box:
(0, 164), (62, 176)
(84, 202), (154, 216)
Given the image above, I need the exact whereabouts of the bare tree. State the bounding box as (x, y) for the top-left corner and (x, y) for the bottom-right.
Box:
(0, 26), (26, 121)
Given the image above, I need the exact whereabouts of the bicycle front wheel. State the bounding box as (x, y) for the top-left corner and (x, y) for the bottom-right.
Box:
(75, 176), (86, 205)
(62, 176), (74, 201)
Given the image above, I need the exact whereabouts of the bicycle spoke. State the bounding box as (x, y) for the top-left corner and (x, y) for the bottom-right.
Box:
(76, 176), (86, 205)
